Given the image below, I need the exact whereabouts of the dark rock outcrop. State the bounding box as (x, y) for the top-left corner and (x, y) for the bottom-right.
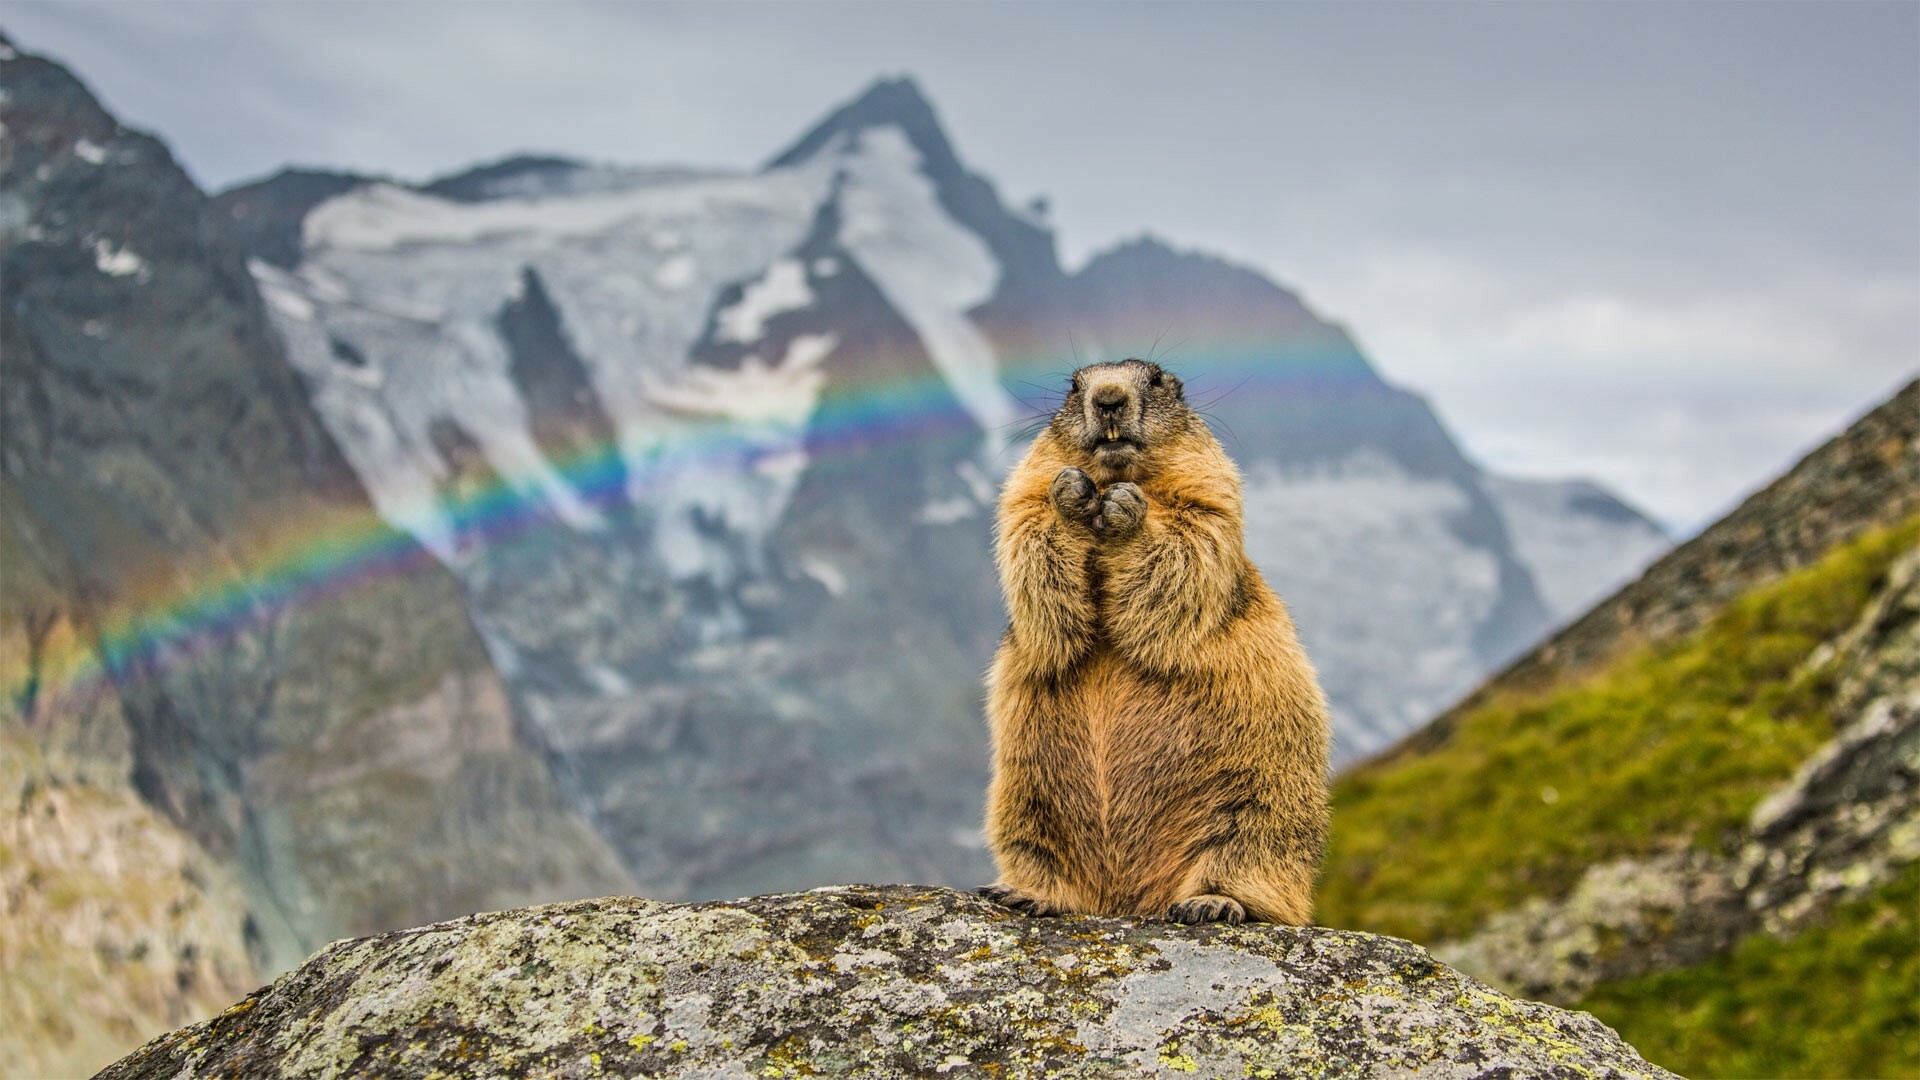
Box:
(101, 885), (1673, 1079)
(208, 168), (374, 270)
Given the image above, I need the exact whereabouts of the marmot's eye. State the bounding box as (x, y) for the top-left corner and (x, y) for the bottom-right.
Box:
(1149, 372), (1165, 388)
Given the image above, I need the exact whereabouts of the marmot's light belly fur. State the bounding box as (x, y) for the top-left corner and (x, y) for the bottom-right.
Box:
(982, 358), (1330, 925)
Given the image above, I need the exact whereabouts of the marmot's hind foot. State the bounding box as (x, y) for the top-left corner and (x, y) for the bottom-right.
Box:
(977, 883), (1064, 917)
(1168, 895), (1246, 925)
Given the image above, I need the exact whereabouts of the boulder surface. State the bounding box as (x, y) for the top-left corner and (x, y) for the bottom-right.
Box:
(100, 885), (1674, 1079)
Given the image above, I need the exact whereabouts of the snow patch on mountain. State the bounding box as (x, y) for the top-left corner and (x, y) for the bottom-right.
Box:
(650, 333), (836, 426)
(254, 259), (606, 561)
(1483, 475), (1670, 623)
(295, 169), (833, 488)
(829, 126), (1018, 451)
(263, 287), (314, 321)
(585, 664), (633, 697)
(652, 253), (697, 291)
(305, 177), (808, 251)
(91, 238), (146, 278)
(716, 259), (813, 343)
(799, 556), (849, 597)
(260, 165), (849, 574)
(918, 496), (981, 524)
(647, 332), (840, 606)
(1240, 452), (1505, 762)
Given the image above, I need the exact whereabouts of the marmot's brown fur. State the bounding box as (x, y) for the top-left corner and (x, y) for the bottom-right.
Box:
(980, 358), (1330, 925)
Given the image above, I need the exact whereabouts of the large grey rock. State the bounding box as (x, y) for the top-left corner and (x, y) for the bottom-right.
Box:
(101, 885), (1673, 1079)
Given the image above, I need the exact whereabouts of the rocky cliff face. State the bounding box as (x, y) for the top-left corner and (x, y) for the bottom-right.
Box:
(99, 885), (1673, 1080)
(0, 724), (259, 1080)
(0, 33), (630, 1073)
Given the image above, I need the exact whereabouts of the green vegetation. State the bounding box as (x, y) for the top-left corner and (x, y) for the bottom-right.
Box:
(1318, 514), (1920, 945)
(1578, 862), (1920, 1079)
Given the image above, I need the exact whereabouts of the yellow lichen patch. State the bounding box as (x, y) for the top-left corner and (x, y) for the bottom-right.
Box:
(1025, 1034), (1088, 1058)
(1461, 988), (1599, 1063)
(1231, 1006), (1291, 1035)
(1159, 1049), (1200, 1072)
(759, 1032), (824, 1077)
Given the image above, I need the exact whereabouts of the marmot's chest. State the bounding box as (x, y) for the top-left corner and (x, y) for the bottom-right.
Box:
(1056, 648), (1204, 772)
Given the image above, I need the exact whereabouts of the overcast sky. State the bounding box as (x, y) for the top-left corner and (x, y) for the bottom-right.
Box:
(7, 0), (1916, 531)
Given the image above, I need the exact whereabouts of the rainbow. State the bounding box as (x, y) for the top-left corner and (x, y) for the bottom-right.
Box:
(5, 330), (1376, 718)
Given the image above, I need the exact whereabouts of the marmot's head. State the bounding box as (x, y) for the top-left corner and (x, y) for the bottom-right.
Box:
(1049, 358), (1196, 480)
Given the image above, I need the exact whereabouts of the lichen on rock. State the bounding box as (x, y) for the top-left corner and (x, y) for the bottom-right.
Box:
(100, 884), (1673, 1079)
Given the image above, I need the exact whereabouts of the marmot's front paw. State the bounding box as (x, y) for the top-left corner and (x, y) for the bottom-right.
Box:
(1049, 467), (1101, 527)
(977, 882), (1064, 917)
(1092, 482), (1146, 538)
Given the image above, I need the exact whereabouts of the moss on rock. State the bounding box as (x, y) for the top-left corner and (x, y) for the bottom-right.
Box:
(101, 885), (1671, 1079)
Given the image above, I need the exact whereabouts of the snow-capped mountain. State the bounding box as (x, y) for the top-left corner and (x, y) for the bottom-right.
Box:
(1480, 475), (1671, 622)
(225, 77), (1667, 896)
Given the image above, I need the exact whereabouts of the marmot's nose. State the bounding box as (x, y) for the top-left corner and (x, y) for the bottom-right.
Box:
(1092, 388), (1128, 414)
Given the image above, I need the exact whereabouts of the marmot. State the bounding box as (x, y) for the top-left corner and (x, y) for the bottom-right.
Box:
(980, 358), (1330, 925)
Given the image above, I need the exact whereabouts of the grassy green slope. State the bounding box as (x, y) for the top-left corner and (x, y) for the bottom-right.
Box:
(1315, 515), (1920, 1076)
(1319, 514), (1919, 944)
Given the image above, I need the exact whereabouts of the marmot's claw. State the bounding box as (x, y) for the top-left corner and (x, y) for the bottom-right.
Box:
(1049, 467), (1101, 527)
(977, 882), (1062, 917)
(1168, 895), (1246, 925)
(1092, 482), (1146, 538)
